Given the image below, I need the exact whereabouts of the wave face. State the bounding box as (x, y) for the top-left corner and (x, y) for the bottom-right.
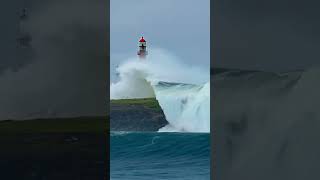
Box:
(110, 49), (210, 132)
(154, 82), (210, 132)
(110, 132), (210, 180)
(213, 68), (320, 179)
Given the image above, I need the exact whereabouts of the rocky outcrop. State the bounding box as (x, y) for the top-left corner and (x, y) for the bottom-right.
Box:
(110, 103), (168, 131)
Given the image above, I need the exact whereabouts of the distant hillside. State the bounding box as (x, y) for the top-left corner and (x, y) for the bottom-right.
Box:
(211, 67), (260, 75)
(0, 116), (107, 133)
(211, 67), (304, 75)
(0, 98), (165, 133)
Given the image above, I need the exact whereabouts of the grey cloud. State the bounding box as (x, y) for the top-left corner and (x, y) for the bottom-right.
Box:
(214, 0), (320, 72)
(0, 0), (108, 120)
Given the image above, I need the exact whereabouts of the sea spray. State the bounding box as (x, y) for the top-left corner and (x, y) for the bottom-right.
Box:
(212, 68), (320, 179)
(110, 49), (210, 132)
(154, 82), (210, 132)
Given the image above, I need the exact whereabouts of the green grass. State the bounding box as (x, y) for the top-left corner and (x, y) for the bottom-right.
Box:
(0, 116), (107, 133)
(0, 98), (161, 133)
(111, 98), (162, 111)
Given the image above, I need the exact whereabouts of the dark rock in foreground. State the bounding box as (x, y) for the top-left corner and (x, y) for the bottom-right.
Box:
(110, 98), (168, 131)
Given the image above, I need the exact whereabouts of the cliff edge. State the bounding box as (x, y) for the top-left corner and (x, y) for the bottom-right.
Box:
(110, 98), (168, 131)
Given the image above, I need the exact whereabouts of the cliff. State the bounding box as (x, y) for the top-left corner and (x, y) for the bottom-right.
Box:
(110, 98), (168, 131)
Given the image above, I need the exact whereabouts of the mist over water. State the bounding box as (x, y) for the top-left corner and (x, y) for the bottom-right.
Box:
(155, 82), (210, 132)
(111, 49), (209, 99)
(110, 49), (210, 132)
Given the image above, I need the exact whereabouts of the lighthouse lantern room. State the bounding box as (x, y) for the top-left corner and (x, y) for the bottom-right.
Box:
(137, 36), (147, 59)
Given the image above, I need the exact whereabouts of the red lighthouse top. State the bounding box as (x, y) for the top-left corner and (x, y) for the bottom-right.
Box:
(139, 36), (146, 42)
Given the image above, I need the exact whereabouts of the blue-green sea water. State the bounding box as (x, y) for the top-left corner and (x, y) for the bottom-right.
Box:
(111, 132), (210, 180)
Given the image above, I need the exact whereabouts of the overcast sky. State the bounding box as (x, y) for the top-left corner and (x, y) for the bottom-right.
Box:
(0, 0), (107, 120)
(110, 0), (210, 81)
(214, 0), (320, 72)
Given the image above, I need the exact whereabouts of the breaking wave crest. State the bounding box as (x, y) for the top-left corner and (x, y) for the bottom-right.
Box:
(110, 49), (210, 132)
(213, 67), (320, 179)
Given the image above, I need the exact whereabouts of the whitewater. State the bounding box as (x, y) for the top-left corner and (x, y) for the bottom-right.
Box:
(210, 67), (320, 180)
(110, 49), (210, 133)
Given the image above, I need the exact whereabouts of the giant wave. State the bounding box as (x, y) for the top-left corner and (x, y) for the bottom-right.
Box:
(213, 67), (320, 180)
(110, 49), (210, 133)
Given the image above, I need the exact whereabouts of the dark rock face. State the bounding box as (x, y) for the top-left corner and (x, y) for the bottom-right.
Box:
(110, 104), (168, 131)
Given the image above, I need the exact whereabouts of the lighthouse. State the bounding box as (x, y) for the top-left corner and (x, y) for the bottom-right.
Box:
(137, 36), (147, 59)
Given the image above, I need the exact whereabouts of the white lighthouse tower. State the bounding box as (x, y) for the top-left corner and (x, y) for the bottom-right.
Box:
(137, 36), (147, 59)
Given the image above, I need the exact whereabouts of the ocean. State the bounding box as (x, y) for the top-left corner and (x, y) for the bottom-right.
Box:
(110, 50), (210, 179)
(111, 132), (210, 180)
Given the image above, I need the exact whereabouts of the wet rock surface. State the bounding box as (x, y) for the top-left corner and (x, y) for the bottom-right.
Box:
(110, 104), (168, 131)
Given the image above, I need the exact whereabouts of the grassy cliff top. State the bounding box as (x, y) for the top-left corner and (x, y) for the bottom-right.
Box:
(0, 116), (107, 133)
(0, 98), (160, 133)
(111, 98), (162, 111)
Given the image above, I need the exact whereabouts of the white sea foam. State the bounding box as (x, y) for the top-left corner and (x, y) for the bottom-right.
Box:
(110, 48), (210, 132)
